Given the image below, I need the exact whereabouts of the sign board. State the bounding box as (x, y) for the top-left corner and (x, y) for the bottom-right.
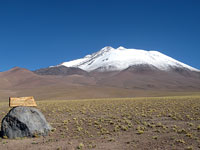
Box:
(9, 96), (37, 107)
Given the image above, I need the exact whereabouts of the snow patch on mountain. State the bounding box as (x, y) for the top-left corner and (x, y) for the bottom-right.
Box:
(59, 46), (199, 72)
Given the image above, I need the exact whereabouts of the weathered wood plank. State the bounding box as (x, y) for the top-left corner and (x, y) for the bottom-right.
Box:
(9, 96), (37, 107)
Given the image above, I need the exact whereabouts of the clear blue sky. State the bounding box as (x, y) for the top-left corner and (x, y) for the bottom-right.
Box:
(0, 0), (199, 71)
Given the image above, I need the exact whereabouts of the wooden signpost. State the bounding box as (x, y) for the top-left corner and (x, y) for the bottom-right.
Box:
(9, 96), (37, 107)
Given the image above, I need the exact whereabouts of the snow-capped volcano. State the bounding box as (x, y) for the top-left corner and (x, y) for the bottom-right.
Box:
(59, 46), (199, 72)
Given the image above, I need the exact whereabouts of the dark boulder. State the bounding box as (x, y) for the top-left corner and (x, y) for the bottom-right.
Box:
(1, 106), (52, 139)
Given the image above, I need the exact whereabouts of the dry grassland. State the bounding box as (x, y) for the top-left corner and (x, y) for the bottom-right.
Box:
(0, 95), (200, 150)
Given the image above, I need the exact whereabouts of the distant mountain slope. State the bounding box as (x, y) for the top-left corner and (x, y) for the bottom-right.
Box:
(0, 67), (97, 100)
(0, 65), (199, 101)
(34, 66), (88, 76)
(0, 67), (61, 89)
(95, 64), (200, 90)
(59, 46), (200, 72)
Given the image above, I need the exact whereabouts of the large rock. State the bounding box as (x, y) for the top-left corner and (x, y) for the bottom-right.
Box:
(1, 106), (52, 138)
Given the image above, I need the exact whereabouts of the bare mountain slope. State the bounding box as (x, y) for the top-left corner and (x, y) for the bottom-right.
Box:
(0, 67), (96, 100)
(0, 66), (199, 101)
(95, 64), (200, 91)
(34, 66), (88, 76)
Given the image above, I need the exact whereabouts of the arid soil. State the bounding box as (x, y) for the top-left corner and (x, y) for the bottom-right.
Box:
(0, 95), (200, 150)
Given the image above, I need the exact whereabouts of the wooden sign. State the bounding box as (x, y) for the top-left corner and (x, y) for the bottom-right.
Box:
(9, 96), (37, 107)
